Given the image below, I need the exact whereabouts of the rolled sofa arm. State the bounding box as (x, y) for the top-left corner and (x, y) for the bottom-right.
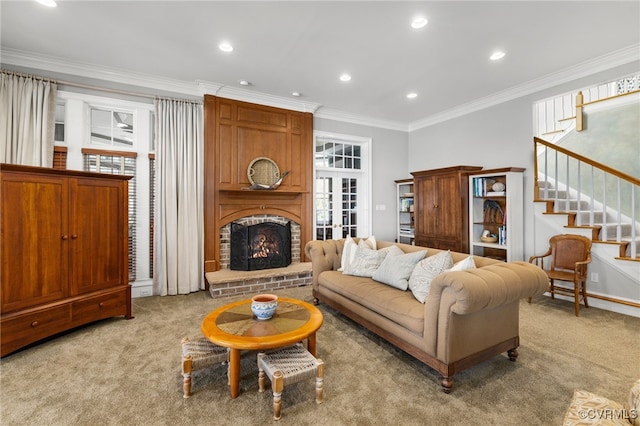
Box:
(426, 261), (549, 316)
(424, 261), (549, 361)
(304, 239), (345, 289)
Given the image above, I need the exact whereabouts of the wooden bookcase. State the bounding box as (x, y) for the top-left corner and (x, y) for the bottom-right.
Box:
(395, 178), (415, 244)
(468, 168), (525, 262)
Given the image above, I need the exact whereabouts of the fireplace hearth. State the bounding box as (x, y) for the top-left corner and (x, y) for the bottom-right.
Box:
(230, 221), (292, 271)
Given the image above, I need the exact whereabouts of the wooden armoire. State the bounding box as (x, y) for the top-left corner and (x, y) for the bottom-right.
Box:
(411, 166), (482, 253)
(1, 164), (133, 357)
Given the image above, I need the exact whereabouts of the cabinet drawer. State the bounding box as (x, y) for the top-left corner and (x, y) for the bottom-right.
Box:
(72, 290), (127, 324)
(1, 305), (72, 354)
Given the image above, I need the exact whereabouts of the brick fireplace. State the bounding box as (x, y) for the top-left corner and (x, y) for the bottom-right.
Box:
(219, 215), (301, 270)
(208, 215), (310, 299)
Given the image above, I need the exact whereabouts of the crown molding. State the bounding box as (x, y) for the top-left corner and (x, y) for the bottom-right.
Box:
(3, 44), (638, 134)
(1, 48), (320, 114)
(1, 48), (205, 96)
(314, 107), (408, 132)
(408, 43), (640, 132)
(197, 81), (322, 114)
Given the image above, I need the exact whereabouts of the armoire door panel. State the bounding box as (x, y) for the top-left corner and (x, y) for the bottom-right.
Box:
(69, 178), (126, 295)
(1, 174), (70, 312)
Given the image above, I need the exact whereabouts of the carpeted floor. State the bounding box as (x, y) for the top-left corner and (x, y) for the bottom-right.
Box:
(1, 285), (638, 425)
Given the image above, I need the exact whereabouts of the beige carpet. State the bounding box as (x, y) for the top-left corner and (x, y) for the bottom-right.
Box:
(1, 285), (638, 426)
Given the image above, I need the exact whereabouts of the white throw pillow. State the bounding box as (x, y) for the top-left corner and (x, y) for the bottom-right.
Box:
(450, 255), (476, 271)
(373, 249), (427, 290)
(408, 251), (453, 303)
(343, 246), (387, 278)
(339, 235), (376, 272)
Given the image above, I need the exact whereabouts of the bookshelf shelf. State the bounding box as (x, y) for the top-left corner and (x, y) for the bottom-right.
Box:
(469, 168), (524, 262)
(395, 178), (415, 245)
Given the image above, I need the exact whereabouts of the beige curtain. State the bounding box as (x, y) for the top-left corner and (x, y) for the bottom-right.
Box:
(0, 71), (56, 167)
(154, 98), (204, 295)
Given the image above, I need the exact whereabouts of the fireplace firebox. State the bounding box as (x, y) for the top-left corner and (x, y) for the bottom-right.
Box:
(230, 221), (292, 271)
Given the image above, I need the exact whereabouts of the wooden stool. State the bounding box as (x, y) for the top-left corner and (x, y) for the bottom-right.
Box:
(257, 343), (324, 420)
(181, 337), (228, 398)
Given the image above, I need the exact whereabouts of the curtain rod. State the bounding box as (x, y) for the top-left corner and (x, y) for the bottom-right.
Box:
(56, 79), (202, 105)
(1, 68), (202, 104)
(1, 69), (55, 83)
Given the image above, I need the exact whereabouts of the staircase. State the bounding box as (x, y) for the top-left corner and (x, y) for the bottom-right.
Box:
(534, 137), (640, 261)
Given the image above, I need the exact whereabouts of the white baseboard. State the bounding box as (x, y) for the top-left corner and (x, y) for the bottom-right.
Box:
(545, 293), (640, 318)
(131, 279), (154, 298)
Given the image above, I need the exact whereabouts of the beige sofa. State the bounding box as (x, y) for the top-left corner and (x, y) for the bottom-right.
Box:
(305, 238), (549, 392)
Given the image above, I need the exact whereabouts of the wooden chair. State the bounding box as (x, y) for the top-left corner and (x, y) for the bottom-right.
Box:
(181, 337), (229, 398)
(528, 234), (592, 316)
(257, 343), (324, 420)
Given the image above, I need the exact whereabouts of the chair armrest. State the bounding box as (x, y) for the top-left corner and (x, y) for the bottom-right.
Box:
(529, 249), (552, 269)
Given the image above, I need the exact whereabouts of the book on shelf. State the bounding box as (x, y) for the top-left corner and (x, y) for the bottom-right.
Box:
(473, 177), (507, 197)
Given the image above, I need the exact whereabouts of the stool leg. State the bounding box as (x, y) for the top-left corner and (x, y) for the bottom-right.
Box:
(182, 354), (192, 398)
(257, 353), (266, 392)
(272, 371), (284, 420)
(315, 360), (324, 404)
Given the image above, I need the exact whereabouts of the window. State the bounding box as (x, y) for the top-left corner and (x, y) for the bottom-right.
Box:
(90, 108), (134, 147)
(315, 137), (362, 170)
(54, 103), (65, 144)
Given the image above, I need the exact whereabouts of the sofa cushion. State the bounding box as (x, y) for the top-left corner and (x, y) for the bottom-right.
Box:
(408, 251), (453, 303)
(630, 379), (640, 426)
(563, 389), (630, 426)
(450, 255), (476, 271)
(339, 235), (376, 272)
(343, 246), (387, 277)
(373, 249), (427, 290)
(318, 271), (425, 334)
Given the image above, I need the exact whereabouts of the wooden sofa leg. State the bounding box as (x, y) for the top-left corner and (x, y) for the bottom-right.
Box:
(440, 376), (453, 393)
(507, 348), (519, 361)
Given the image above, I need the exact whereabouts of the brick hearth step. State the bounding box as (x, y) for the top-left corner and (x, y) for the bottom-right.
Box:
(205, 262), (312, 299)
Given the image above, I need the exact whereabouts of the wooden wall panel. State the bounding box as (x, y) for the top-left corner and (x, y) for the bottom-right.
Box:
(237, 127), (288, 186)
(203, 95), (313, 272)
(218, 124), (233, 185)
(237, 105), (288, 128)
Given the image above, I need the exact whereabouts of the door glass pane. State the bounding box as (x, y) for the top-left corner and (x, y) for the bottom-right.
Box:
(315, 177), (333, 240)
(342, 178), (357, 237)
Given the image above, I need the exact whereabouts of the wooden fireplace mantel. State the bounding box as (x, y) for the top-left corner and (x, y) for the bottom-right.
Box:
(203, 95), (314, 272)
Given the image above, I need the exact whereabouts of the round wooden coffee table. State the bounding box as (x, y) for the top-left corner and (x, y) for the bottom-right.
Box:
(201, 296), (323, 399)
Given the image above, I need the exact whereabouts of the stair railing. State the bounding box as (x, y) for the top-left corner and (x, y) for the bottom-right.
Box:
(534, 136), (640, 258)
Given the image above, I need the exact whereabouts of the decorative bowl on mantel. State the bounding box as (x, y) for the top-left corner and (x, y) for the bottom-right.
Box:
(251, 294), (278, 320)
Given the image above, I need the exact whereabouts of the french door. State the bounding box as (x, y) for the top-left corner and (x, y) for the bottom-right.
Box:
(315, 171), (360, 240)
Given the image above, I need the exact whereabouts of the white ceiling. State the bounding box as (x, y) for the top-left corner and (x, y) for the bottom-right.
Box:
(1, 1), (639, 130)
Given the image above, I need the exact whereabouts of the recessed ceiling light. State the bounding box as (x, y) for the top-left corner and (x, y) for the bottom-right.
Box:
(406, 93), (418, 99)
(36, 0), (57, 7)
(339, 73), (351, 82)
(239, 80), (251, 86)
(291, 92), (302, 97)
(490, 51), (506, 61)
(219, 42), (234, 53)
(411, 17), (428, 29)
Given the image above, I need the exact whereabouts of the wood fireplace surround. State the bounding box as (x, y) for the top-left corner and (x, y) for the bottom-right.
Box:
(203, 95), (314, 273)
